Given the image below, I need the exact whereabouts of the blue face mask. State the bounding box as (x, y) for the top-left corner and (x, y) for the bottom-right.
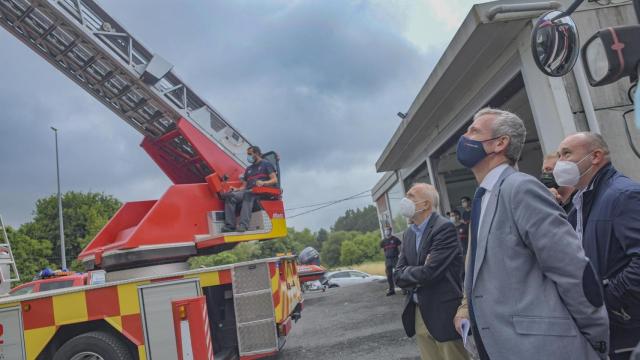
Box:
(247, 155), (255, 164)
(456, 135), (499, 169)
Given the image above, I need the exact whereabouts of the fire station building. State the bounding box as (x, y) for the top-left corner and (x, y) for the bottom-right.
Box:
(372, 0), (640, 233)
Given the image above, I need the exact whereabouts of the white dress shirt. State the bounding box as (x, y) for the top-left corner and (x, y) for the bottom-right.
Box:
(477, 163), (510, 234)
(572, 182), (594, 242)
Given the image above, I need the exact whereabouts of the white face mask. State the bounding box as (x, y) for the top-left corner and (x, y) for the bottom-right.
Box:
(553, 153), (594, 187)
(450, 216), (457, 223)
(399, 197), (427, 219)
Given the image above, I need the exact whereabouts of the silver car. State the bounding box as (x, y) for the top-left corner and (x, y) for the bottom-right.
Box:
(322, 270), (385, 288)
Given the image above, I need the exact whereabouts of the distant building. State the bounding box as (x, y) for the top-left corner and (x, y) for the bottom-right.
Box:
(372, 0), (639, 233)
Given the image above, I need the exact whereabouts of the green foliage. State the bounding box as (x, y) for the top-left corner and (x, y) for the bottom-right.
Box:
(20, 191), (121, 272)
(7, 190), (388, 280)
(316, 228), (329, 249)
(332, 205), (379, 232)
(257, 237), (298, 259)
(189, 251), (238, 268)
(321, 231), (358, 267)
(188, 227), (323, 270)
(4, 226), (52, 282)
(339, 231), (384, 266)
(286, 228), (316, 251)
(392, 213), (409, 233)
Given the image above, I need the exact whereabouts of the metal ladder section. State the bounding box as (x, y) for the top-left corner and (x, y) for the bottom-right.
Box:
(0, 0), (251, 172)
(0, 215), (20, 283)
(232, 261), (278, 357)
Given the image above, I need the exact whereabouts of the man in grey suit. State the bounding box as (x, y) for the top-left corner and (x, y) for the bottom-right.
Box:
(452, 108), (609, 360)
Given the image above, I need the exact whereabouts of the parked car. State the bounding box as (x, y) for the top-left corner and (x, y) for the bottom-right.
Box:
(302, 280), (327, 293)
(321, 270), (385, 288)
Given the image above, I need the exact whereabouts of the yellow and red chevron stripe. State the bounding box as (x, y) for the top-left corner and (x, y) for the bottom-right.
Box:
(0, 267), (235, 359)
(269, 259), (302, 326)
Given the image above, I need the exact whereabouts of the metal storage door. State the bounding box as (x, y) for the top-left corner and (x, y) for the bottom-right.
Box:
(139, 279), (200, 360)
(0, 307), (25, 359)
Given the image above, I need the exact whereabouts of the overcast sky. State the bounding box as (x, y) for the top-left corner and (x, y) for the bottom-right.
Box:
(0, 0), (487, 231)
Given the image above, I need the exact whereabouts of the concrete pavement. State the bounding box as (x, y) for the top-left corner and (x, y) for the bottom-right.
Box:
(276, 280), (420, 360)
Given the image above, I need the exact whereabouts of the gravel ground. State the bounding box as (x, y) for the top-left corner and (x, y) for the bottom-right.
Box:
(275, 280), (420, 360)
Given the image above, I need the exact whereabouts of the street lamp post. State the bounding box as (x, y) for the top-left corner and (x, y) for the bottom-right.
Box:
(51, 127), (66, 270)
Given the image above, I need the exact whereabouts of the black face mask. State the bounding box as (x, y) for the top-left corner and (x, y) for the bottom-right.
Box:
(540, 172), (559, 189)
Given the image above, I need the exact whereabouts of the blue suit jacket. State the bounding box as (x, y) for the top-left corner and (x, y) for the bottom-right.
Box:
(569, 163), (640, 329)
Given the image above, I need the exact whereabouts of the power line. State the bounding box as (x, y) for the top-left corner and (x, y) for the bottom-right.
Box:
(287, 189), (372, 219)
(285, 189), (371, 211)
(285, 194), (371, 211)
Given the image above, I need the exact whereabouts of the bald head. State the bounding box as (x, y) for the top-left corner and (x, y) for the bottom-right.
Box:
(562, 132), (610, 157)
(407, 183), (440, 212)
(557, 132), (611, 189)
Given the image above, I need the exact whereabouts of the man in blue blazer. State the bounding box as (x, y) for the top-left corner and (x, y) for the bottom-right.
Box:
(556, 132), (640, 360)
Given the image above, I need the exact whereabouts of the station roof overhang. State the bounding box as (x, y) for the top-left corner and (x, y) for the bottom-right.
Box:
(375, 0), (572, 173)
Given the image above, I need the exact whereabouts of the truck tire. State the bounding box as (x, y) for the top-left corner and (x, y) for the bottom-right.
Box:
(53, 331), (134, 360)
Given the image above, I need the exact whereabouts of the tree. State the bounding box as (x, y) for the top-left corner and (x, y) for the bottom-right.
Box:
(332, 205), (379, 232)
(189, 251), (238, 268)
(321, 231), (359, 267)
(288, 228), (317, 250)
(316, 228), (329, 249)
(339, 231), (384, 266)
(21, 191), (121, 270)
(257, 237), (298, 259)
(4, 226), (52, 282)
(256, 227), (320, 259)
(189, 242), (261, 270)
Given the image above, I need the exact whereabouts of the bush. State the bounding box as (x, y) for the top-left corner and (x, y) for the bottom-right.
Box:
(339, 231), (384, 266)
(189, 251), (239, 268)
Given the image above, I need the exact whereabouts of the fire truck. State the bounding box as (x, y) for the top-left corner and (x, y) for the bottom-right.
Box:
(0, 0), (303, 359)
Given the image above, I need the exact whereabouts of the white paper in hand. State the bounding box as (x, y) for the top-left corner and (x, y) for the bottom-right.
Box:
(461, 319), (480, 360)
(461, 319), (471, 345)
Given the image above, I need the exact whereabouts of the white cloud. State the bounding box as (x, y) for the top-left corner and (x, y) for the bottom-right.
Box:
(0, 0), (457, 232)
(371, 0), (492, 53)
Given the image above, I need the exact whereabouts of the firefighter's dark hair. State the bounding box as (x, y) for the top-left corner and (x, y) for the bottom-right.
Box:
(248, 146), (262, 156)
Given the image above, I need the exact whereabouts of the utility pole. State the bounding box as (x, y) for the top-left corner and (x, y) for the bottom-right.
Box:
(51, 127), (66, 270)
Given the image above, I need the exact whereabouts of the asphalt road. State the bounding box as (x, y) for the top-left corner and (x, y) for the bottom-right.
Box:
(275, 280), (421, 360)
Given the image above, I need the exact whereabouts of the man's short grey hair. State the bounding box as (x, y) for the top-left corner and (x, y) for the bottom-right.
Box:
(412, 183), (440, 212)
(578, 132), (611, 158)
(474, 107), (527, 165)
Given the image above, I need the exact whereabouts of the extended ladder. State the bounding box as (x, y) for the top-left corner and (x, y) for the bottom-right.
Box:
(0, 0), (253, 182)
(0, 215), (20, 283)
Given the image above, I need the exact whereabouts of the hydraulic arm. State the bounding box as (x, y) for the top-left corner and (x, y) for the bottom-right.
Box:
(0, 0), (287, 270)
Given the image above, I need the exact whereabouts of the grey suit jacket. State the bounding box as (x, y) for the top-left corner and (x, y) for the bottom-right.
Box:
(467, 166), (609, 360)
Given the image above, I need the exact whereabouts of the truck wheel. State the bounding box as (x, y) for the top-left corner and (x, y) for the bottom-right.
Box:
(53, 331), (133, 360)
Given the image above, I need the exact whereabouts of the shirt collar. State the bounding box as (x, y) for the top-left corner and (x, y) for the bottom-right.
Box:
(573, 171), (600, 207)
(410, 212), (432, 235)
(479, 163), (510, 193)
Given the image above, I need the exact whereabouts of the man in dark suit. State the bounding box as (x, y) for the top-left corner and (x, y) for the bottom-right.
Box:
(395, 183), (467, 360)
(557, 132), (640, 360)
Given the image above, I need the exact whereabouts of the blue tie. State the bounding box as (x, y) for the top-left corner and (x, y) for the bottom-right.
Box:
(468, 186), (490, 360)
(468, 186), (486, 285)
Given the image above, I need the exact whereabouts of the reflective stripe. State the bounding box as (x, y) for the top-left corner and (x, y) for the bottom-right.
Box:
(180, 320), (193, 360)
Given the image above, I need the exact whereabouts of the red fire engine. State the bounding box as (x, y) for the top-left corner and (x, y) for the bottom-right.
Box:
(0, 0), (303, 359)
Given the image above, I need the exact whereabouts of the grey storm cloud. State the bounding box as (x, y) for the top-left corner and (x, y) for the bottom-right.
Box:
(0, 0), (439, 230)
